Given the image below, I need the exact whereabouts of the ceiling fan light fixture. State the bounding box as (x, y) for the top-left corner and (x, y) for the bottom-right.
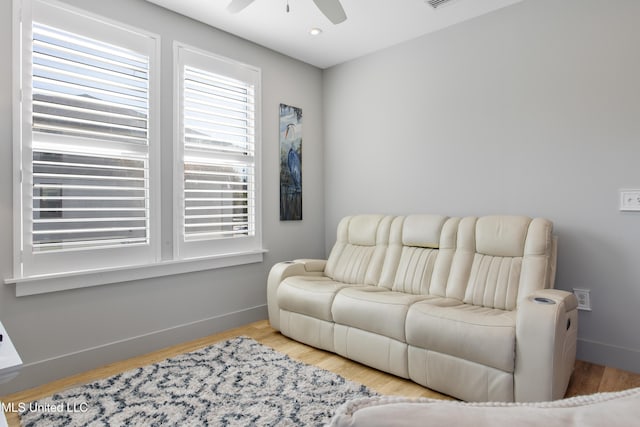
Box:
(426, 0), (457, 9)
(309, 27), (323, 36)
(227, 0), (347, 25)
(312, 0), (347, 24)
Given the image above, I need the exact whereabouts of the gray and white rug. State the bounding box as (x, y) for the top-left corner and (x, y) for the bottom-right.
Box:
(20, 336), (377, 426)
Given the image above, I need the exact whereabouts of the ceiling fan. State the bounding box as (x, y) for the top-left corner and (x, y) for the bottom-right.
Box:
(227, 0), (347, 25)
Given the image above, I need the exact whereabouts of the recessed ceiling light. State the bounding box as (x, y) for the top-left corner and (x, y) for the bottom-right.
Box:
(309, 27), (323, 36)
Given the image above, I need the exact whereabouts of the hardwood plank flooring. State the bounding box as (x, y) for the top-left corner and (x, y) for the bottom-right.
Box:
(3, 320), (639, 426)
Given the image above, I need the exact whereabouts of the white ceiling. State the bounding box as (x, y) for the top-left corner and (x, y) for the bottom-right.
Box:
(145, 0), (523, 69)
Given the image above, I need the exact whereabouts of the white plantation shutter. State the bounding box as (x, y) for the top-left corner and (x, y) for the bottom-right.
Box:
(32, 151), (148, 251)
(32, 22), (150, 251)
(175, 45), (261, 258)
(18, 1), (160, 277)
(12, 1), (262, 290)
(32, 23), (150, 145)
(183, 66), (254, 240)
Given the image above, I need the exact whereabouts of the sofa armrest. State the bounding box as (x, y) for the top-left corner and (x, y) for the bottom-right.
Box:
(515, 289), (578, 402)
(293, 258), (327, 272)
(267, 259), (327, 331)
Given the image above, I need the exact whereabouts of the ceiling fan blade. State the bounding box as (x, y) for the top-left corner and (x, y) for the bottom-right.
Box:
(312, 0), (347, 24)
(227, 0), (255, 14)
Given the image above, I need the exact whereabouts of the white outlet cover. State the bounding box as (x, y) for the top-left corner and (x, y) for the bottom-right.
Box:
(620, 189), (640, 211)
(573, 288), (592, 311)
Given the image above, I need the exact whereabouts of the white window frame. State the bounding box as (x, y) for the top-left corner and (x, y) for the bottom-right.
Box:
(7, 1), (264, 296)
(173, 42), (263, 260)
(13, 0), (161, 279)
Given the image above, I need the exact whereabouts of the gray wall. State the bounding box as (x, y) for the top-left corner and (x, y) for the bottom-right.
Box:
(323, 0), (640, 372)
(3, 0), (639, 395)
(0, 0), (325, 394)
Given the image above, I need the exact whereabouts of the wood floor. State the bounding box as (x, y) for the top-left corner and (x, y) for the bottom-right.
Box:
(3, 320), (640, 426)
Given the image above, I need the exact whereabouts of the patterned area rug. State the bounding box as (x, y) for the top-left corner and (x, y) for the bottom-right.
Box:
(19, 337), (377, 426)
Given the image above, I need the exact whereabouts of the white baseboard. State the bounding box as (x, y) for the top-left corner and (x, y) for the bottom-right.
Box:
(0, 305), (268, 395)
(577, 338), (640, 374)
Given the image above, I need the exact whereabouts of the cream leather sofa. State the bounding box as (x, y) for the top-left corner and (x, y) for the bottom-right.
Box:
(327, 388), (640, 427)
(267, 215), (578, 402)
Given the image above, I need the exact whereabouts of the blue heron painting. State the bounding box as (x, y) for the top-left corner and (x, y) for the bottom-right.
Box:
(286, 126), (301, 192)
(280, 104), (302, 220)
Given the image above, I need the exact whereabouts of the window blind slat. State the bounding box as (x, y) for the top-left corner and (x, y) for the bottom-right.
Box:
(181, 62), (256, 243)
(34, 25), (148, 72)
(183, 120), (253, 138)
(33, 77), (148, 110)
(35, 238), (148, 251)
(35, 89), (147, 116)
(32, 151), (148, 252)
(29, 22), (151, 253)
(35, 173), (145, 183)
(185, 205), (247, 211)
(34, 62), (147, 97)
(183, 230), (250, 239)
(187, 214), (249, 219)
(182, 94), (254, 116)
(32, 22), (150, 148)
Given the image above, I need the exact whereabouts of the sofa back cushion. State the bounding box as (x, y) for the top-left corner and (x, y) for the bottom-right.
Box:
(325, 215), (394, 285)
(462, 216), (555, 311)
(379, 215), (459, 296)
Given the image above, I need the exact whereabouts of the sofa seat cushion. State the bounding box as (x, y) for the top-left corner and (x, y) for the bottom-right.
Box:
(332, 286), (435, 342)
(406, 302), (516, 372)
(277, 276), (361, 322)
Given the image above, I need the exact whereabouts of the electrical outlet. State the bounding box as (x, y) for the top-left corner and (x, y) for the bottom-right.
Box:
(620, 189), (640, 211)
(573, 288), (592, 311)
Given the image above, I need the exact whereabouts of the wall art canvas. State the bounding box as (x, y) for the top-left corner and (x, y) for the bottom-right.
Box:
(279, 103), (302, 221)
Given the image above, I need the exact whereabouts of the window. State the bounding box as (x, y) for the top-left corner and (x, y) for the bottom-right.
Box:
(174, 44), (262, 259)
(11, 1), (263, 293)
(15, 0), (160, 278)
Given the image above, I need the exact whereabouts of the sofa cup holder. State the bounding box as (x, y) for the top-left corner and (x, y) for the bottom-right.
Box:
(533, 297), (556, 305)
